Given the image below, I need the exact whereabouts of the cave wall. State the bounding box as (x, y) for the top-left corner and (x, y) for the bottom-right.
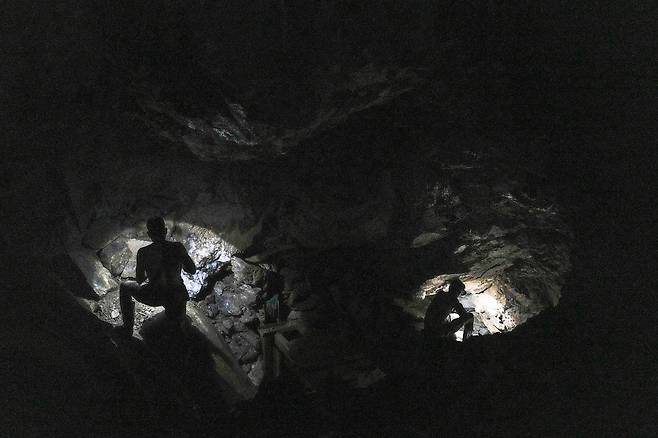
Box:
(0, 3), (583, 391)
(1, 2), (655, 434)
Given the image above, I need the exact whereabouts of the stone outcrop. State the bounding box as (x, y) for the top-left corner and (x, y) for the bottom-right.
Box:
(137, 64), (422, 162)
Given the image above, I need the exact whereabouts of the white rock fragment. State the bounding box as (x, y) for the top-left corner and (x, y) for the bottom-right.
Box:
(411, 232), (445, 248)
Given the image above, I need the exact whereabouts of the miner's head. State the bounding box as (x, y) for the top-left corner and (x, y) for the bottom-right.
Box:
(146, 216), (167, 243)
(448, 279), (466, 298)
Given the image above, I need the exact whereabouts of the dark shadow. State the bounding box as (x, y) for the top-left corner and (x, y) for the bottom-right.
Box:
(101, 311), (239, 436)
(49, 252), (100, 301)
(139, 310), (248, 406)
(139, 311), (230, 368)
(232, 366), (336, 438)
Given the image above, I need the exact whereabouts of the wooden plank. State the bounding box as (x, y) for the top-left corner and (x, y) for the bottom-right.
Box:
(186, 303), (257, 400)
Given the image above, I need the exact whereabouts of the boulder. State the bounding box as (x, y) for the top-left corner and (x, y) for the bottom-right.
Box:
(216, 293), (243, 316)
(234, 284), (261, 309)
(239, 309), (258, 325)
(207, 303), (220, 319)
(213, 275), (236, 296)
(231, 257), (265, 286)
(173, 223), (239, 269)
(182, 270), (208, 297)
(119, 239), (151, 279)
(217, 317), (234, 335)
(82, 216), (123, 250)
(239, 330), (261, 350)
(229, 332), (260, 364)
(239, 348), (259, 365)
(98, 240), (131, 276)
(68, 249), (118, 296)
(214, 282), (261, 317)
(232, 321), (248, 332)
(204, 259), (230, 278)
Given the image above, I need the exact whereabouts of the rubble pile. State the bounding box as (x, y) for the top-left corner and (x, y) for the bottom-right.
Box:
(202, 257), (277, 386)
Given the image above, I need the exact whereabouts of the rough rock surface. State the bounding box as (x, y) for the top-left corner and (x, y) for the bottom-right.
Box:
(408, 150), (572, 333)
(66, 247), (118, 297)
(196, 257), (276, 383)
(138, 64), (422, 161)
(98, 240), (131, 276)
(230, 257), (265, 286)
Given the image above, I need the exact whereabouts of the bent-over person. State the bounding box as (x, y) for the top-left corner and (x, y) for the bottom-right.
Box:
(116, 217), (196, 336)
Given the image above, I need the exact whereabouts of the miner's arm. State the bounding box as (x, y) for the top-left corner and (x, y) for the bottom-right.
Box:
(453, 298), (472, 319)
(136, 249), (147, 284)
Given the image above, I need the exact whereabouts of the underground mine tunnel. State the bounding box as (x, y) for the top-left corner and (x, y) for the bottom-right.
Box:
(61, 140), (572, 388)
(2, 2), (654, 437)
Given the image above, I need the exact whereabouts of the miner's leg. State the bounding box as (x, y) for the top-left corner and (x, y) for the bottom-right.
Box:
(164, 293), (189, 334)
(117, 282), (138, 336)
(462, 316), (474, 341)
(446, 314), (474, 341)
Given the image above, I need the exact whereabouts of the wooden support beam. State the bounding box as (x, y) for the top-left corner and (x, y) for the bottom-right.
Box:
(258, 321), (299, 380)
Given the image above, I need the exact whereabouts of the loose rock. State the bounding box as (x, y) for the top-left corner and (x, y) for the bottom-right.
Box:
(248, 358), (265, 386)
(239, 309), (258, 325)
(216, 293), (243, 316)
(229, 333), (259, 364)
(234, 284), (260, 309)
(98, 240), (131, 276)
(231, 257), (265, 286)
(237, 330), (261, 350)
(232, 321), (248, 332)
(207, 303), (220, 318)
(68, 248), (118, 296)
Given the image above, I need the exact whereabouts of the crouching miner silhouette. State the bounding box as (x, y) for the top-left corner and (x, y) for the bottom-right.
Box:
(115, 217), (196, 337)
(424, 279), (474, 345)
